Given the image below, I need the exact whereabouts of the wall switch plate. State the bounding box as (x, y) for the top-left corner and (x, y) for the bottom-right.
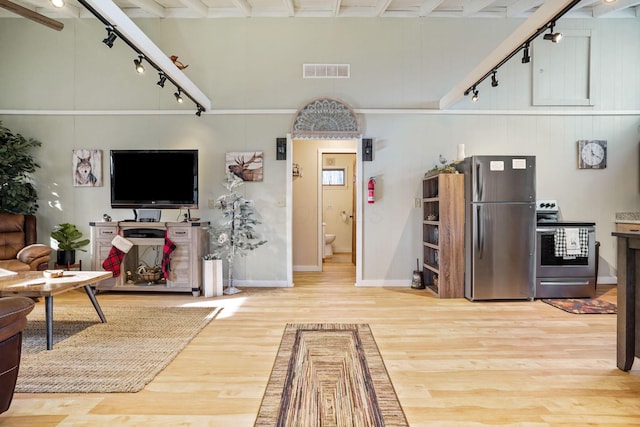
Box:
(208, 199), (216, 209)
(277, 198), (286, 207)
(414, 198), (422, 208)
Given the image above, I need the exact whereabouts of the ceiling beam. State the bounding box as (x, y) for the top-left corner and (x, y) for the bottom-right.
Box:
(231, 0), (252, 16)
(419, 0), (445, 17)
(78, 0), (211, 111)
(129, 0), (165, 18)
(178, 0), (208, 17)
(462, 0), (496, 17)
(592, 0), (640, 17)
(439, 0), (578, 110)
(283, 0), (294, 16)
(506, 0), (544, 17)
(0, 0), (63, 31)
(374, 0), (393, 17)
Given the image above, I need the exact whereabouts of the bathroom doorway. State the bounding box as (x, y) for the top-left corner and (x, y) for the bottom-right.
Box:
(287, 97), (363, 286)
(291, 140), (358, 275)
(320, 150), (356, 270)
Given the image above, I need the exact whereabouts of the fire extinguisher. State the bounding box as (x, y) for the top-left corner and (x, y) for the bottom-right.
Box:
(368, 177), (376, 204)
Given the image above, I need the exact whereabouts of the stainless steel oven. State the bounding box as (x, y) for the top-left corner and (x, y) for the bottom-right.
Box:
(535, 200), (596, 299)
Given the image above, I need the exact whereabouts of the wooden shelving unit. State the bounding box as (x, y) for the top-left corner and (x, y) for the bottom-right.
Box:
(422, 173), (465, 298)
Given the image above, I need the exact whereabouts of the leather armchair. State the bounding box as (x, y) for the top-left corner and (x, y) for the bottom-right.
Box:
(0, 213), (52, 272)
(0, 296), (35, 414)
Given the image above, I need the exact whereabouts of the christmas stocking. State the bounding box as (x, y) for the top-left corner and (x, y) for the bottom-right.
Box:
(102, 246), (124, 277)
(162, 231), (176, 279)
(102, 235), (134, 278)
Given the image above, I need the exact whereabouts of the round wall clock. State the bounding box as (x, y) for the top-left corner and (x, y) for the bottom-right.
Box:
(578, 140), (607, 169)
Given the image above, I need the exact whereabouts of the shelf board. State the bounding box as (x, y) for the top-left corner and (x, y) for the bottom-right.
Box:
(423, 263), (439, 273)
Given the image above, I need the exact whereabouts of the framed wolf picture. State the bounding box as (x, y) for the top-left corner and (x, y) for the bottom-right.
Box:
(72, 149), (103, 187)
(226, 151), (264, 182)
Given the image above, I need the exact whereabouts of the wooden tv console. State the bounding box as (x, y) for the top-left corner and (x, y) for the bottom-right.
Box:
(90, 221), (209, 296)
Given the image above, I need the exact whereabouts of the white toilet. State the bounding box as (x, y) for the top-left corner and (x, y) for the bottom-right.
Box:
(322, 222), (336, 258)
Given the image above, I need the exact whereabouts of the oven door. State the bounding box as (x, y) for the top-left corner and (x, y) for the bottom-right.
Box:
(535, 226), (596, 298)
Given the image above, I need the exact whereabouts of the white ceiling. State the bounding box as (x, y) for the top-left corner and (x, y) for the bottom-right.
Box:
(2, 0), (638, 109)
(4, 0), (640, 20)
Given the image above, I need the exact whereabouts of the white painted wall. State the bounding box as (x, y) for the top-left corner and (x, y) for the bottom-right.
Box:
(1, 17), (639, 285)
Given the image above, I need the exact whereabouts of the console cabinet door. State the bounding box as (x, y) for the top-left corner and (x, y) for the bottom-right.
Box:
(166, 226), (193, 290)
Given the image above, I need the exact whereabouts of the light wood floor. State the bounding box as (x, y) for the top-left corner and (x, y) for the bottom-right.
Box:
(2, 259), (639, 426)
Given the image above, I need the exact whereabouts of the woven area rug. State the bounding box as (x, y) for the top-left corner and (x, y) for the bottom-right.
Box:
(255, 323), (408, 427)
(16, 305), (220, 393)
(542, 298), (617, 314)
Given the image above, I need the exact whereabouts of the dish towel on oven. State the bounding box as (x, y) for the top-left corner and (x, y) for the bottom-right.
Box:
(554, 228), (589, 257)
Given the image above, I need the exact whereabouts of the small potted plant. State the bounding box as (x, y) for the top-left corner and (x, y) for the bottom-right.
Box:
(50, 223), (90, 266)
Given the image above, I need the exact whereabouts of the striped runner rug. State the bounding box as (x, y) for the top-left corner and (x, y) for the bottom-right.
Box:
(255, 323), (408, 427)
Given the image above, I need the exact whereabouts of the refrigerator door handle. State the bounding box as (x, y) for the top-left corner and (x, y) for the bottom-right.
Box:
(475, 205), (483, 258)
(475, 162), (483, 201)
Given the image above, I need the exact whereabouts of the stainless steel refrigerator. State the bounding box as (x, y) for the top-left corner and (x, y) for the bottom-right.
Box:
(457, 155), (536, 301)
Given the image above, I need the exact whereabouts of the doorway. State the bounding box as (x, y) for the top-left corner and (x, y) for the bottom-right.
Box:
(286, 97), (363, 287)
(290, 140), (358, 275)
(319, 150), (356, 270)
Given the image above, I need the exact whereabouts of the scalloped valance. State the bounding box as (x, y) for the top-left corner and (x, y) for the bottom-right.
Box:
(291, 98), (360, 139)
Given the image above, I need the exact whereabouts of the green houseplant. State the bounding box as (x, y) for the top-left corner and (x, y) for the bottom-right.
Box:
(0, 122), (42, 214)
(50, 223), (90, 266)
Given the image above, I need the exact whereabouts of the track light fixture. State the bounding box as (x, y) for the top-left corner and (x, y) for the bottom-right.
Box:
(521, 43), (531, 64)
(174, 88), (183, 104)
(157, 72), (166, 88)
(543, 22), (563, 43)
(134, 55), (145, 74)
(78, 0), (211, 117)
(102, 26), (117, 48)
(196, 105), (204, 117)
(491, 71), (498, 87)
(458, 0), (580, 108)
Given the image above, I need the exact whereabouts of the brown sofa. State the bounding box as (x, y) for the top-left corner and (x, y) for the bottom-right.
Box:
(0, 296), (35, 414)
(0, 213), (52, 272)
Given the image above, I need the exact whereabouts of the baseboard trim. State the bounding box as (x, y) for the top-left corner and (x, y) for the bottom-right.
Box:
(293, 265), (321, 272)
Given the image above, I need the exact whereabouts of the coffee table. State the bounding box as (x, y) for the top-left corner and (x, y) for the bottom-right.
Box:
(0, 270), (111, 350)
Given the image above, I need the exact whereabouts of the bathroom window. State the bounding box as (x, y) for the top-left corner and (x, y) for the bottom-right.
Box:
(322, 168), (345, 186)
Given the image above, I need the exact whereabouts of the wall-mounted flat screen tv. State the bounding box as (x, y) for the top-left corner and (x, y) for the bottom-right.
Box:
(110, 149), (198, 209)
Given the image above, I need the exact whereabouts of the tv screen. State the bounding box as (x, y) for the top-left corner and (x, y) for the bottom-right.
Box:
(110, 149), (198, 209)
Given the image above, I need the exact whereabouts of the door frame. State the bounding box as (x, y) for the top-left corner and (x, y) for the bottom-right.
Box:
(317, 148), (357, 271)
(286, 133), (363, 286)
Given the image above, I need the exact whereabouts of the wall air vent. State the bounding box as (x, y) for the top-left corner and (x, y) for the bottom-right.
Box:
(303, 64), (350, 79)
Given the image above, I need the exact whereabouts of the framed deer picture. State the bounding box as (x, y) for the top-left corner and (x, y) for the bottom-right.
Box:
(226, 151), (264, 182)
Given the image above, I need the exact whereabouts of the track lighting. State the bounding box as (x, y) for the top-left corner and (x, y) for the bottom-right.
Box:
(454, 1), (579, 108)
(157, 72), (166, 88)
(196, 105), (204, 116)
(78, 0), (211, 114)
(102, 27), (117, 48)
(543, 22), (563, 43)
(134, 55), (145, 74)
(491, 71), (498, 87)
(521, 43), (531, 64)
(174, 88), (183, 104)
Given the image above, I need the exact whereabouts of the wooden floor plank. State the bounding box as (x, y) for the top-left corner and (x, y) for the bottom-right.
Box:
(3, 256), (639, 425)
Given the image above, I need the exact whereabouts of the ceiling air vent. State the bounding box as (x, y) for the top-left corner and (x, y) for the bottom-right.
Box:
(303, 64), (350, 79)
